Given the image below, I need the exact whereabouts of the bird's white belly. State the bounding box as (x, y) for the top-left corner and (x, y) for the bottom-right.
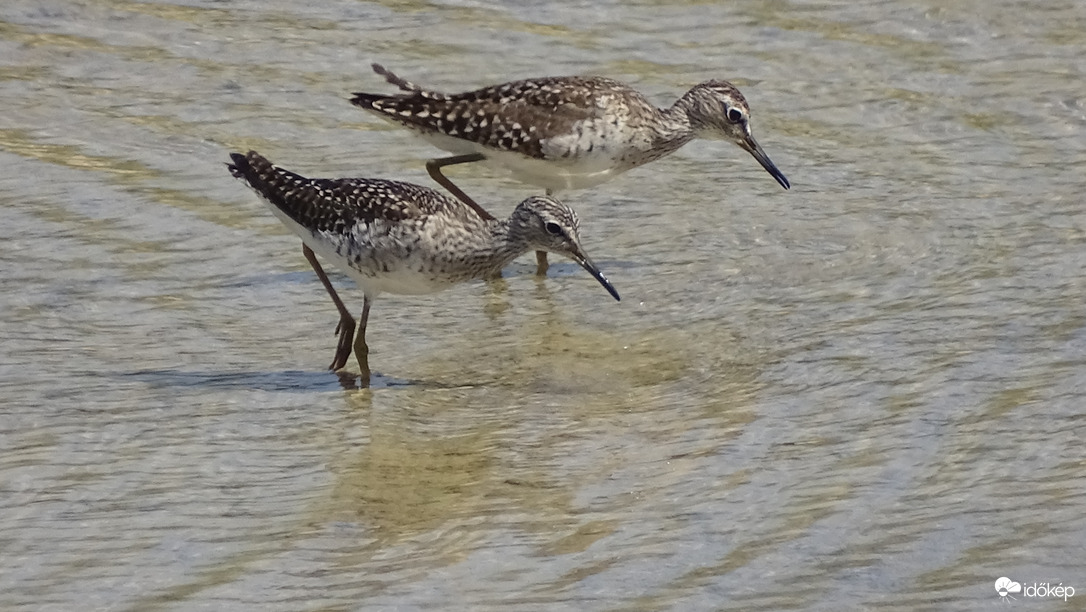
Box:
(485, 150), (622, 191)
(354, 266), (456, 296)
(264, 204), (459, 299)
(415, 130), (631, 192)
(316, 240), (463, 298)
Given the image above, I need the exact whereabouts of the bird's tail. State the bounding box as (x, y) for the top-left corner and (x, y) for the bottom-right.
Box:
(372, 62), (422, 92)
(227, 151), (331, 231)
(350, 63), (450, 105)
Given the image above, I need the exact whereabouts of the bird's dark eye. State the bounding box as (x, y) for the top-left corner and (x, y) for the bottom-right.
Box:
(544, 221), (563, 236)
(726, 107), (744, 123)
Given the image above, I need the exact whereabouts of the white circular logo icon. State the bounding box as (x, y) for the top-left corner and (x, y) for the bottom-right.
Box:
(995, 577), (1022, 598)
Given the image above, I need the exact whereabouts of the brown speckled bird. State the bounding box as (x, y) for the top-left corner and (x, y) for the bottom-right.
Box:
(350, 63), (789, 272)
(228, 150), (619, 379)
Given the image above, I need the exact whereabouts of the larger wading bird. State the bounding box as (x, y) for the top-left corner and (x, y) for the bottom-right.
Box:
(351, 63), (789, 273)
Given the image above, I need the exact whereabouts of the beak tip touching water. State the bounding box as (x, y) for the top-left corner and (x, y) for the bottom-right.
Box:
(574, 254), (621, 302)
(592, 269), (621, 302)
(602, 279), (621, 302)
(742, 136), (790, 190)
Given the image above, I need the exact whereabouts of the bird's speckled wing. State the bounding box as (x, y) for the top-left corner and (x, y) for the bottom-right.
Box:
(227, 151), (459, 233)
(351, 76), (634, 160)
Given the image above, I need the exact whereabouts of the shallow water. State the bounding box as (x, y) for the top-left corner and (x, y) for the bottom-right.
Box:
(2, 0), (1085, 610)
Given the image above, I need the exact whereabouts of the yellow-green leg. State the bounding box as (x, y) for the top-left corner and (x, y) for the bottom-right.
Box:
(303, 245), (355, 371)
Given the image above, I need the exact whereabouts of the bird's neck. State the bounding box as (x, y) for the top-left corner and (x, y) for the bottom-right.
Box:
(650, 97), (698, 154)
(456, 218), (532, 277)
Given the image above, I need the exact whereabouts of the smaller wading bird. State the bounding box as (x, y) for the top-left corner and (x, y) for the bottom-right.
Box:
(351, 63), (790, 273)
(228, 151), (619, 380)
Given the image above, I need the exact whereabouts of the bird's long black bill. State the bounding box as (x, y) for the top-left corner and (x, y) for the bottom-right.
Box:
(742, 136), (790, 190)
(574, 253), (621, 302)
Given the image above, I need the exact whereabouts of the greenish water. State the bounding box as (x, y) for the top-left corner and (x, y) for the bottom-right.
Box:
(1, 1), (1084, 610)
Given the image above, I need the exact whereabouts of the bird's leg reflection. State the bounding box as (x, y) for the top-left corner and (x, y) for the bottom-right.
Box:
(532, 271), (554, 303)
(336, 370), (362, 390)
(483, 275), (511, 320)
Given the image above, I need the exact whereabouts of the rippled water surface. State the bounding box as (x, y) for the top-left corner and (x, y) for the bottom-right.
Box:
(2, 1), (1085, 610)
